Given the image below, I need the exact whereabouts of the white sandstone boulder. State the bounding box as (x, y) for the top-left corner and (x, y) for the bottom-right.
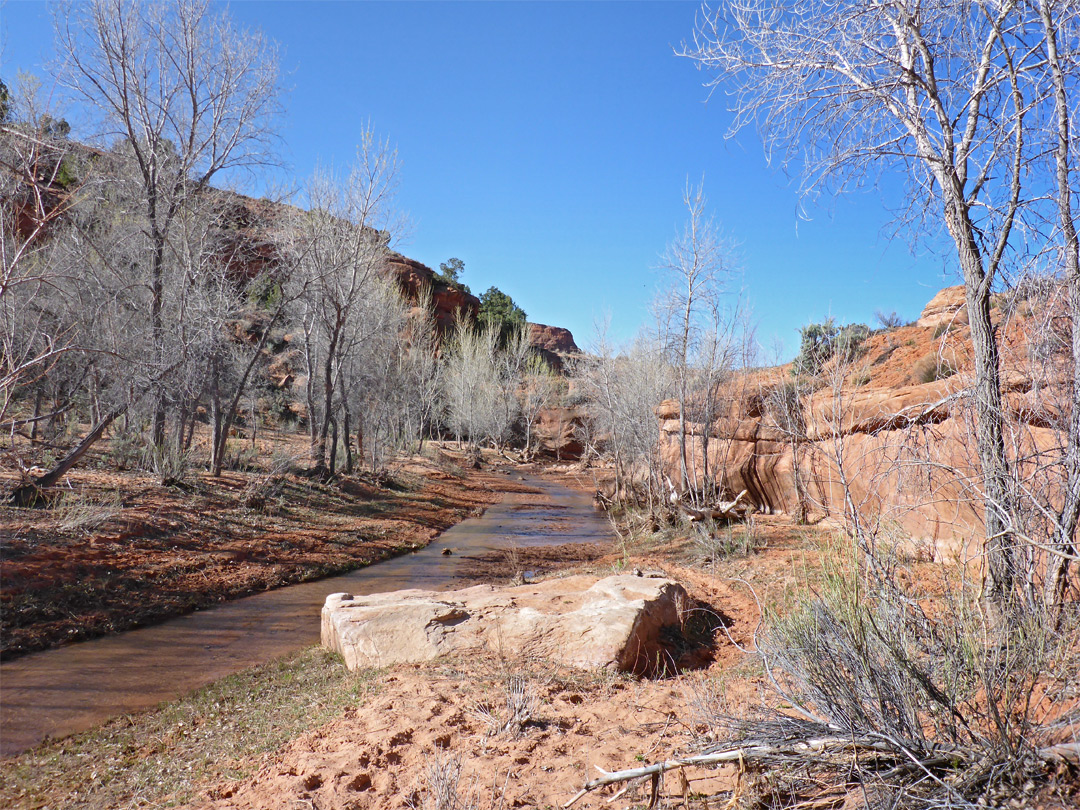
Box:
(321, 574), (689, 673)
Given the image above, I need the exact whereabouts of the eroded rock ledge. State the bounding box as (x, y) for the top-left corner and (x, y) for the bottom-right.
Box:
(321, 574), (688, 674)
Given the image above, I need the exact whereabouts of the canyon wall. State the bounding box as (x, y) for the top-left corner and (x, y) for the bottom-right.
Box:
(659, 287), (1067, 555)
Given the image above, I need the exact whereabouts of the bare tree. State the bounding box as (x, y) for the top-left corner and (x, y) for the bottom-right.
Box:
(441, 321), (502, 454)
(518, 354), (558, 460)
(572, 328), (676, 513)
(1035, 0), (1080, 606)
(339, 276), (408, 473)
(282, 132), (402, 473)
(494, 325), (533, 451)
(400, 285), (442, 452)
(684, 0), (1077, 606)
(655, 180), (735, 506)
(0, 76), (85, 434)
(54, 0), (281, 449)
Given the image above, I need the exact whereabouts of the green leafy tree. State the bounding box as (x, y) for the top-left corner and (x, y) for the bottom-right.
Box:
(437, 257), (470, 294)
(792, 319), (838, 376)
(793, 319), (869, 376)
(478, 286), (526, 345)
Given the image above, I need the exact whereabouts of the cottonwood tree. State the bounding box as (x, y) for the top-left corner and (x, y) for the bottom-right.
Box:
(196, 198), (293, 477)
(441, 321), (504, 453)
(685, 0), (1080, 607)
(518, 355), (558, 459)
(337, 276), (408, 474)
(0, 77), (85, 435)
(399, 285), (443, 452)
(54, 0), (281, 450)
(1034, 1), (1080, 606)
(655, 181), (735, 506)
(282, 133), (403, 473)
(494, 325), (533, 450)
(439, 320), (535, 455)
(571, 329), (676, 512)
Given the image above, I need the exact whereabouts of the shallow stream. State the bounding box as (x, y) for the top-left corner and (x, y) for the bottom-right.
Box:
(0, 474), (611, 757)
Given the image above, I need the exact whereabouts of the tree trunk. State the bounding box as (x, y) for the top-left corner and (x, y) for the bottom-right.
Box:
(1039, 0), (1080, 608)
(947, 198), (1014, 605)
(176, 399), (189, 458)
(342, 407), (353, 474)
(208, 356), (224, 475)
(11, 404), (128, 506)
(360, 414), (369, 466)
(89, 366), (101, 425)
(29, 388), (42, 444)
(183, 402), (197, 451)
(150, 224), (167, 450)
(211, 309), (279, 477)
(328, 415), (339, 477)
(314, 333), (338, 472)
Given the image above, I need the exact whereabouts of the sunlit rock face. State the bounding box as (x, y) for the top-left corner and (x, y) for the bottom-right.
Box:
(383, 253), (480, 334)
(322, 574), (689, 674)
(657, 285), (1069, 558)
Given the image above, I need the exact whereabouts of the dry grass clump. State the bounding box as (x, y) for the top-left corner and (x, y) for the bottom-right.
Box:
(911, 352), (958, 384)
(53, 489), (124, 532)
(691, 515), (762, 566)
(471, 674), (541, 741)
(418, 750), (471, 810)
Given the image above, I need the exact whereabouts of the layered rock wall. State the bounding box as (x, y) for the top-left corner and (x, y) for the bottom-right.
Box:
(659, 287), (1068, 554)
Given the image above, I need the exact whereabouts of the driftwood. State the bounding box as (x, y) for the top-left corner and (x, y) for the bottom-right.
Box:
(564, 735), (906, 808)
(678, 489), (751, 522)
(564, 737), (1080, 808)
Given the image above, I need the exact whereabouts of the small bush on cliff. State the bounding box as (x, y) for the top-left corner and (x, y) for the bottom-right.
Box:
(437, 257), (472, 295)
(912, 353), (957, 384)
(792, 319), (869, 376)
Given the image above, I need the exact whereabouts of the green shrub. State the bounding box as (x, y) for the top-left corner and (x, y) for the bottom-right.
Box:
(107, 429), (144, 470)
(913, 353), (957, 384)
(142, 443), (193, 487)
(792, 319), (870, 376)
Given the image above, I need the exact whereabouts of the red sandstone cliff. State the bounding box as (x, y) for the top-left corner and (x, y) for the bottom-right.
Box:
(383, 254), (479, 332)
(658, 285), (1071, 556)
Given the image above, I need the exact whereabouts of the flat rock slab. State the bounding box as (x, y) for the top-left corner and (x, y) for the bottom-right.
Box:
(321, 574), (689, 673)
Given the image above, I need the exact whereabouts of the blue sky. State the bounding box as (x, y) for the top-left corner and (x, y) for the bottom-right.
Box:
(1, 0), (954, 358)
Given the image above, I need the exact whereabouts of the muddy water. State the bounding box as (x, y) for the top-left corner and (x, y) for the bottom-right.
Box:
(0, 474), (611, 758)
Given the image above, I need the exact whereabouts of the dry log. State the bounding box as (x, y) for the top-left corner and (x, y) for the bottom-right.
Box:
(564, 736), (1080, 808)
(678, 489), (750, 522)
(563, 735), (950, 808)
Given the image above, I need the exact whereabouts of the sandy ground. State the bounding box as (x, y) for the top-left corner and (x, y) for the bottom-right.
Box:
(181, 519), (815, 810)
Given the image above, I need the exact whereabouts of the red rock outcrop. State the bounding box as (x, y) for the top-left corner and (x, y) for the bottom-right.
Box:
(659, 286), (1070, 556)
(382, 254), (480, 334)
(526, 323), (580, 373)
(534, 406), (587, 459)
(529, 323), (580, 354)
(915, 285), (969, 328)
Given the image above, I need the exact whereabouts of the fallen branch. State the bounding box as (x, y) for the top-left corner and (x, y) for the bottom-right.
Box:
(565, 736), (1080, 808)
(564, 735), (917, 808)
(679, 489), (750, 522)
